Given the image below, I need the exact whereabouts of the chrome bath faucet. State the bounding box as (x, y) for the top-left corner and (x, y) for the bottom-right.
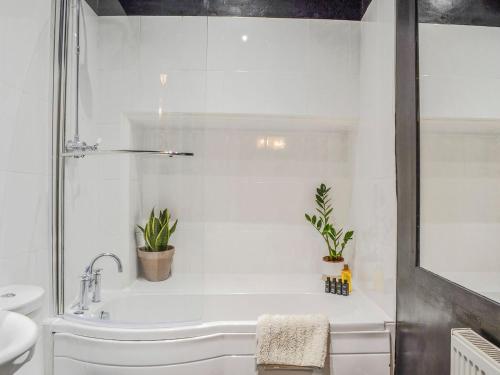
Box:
(77, 252), (123, 311)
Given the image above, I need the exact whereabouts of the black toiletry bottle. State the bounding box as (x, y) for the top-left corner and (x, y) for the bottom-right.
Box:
(336, 278), (343, 295)
(325, 277), (331, 293)
(342, 280), (349, 296)
(330, 278), (337, 294)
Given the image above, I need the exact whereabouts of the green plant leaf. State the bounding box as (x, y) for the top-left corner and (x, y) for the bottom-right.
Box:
(144, 222), (155, 250)
(139, 208), (179, 251)
(344, 230), (354, 242)
(170, 219), (178, 236)
(152, 217), (161, 235)
(155, 223), (169, 251)
(161, 209), (170, 226)
(305, 183), (351, 258)
(322, 223), (331, 235)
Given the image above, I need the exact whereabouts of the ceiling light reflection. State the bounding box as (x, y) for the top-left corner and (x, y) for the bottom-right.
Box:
(257, 136), (286, 150)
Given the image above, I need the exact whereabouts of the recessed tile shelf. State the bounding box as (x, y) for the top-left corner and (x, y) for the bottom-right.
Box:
(125, 112), (357, 132)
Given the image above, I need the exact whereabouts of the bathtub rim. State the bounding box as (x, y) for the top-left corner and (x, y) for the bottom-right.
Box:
(45, 316), (392, 341)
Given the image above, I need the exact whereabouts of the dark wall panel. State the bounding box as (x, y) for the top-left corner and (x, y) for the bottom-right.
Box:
(208, 0), (360, 20)
(419, 0), (500, 27)
(360, 0), (373, 18)
(85, 0), (374, 19)
(395, 0), (500, 374)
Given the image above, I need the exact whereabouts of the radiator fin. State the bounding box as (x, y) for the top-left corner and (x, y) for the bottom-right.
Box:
(451, 329), (500, 375)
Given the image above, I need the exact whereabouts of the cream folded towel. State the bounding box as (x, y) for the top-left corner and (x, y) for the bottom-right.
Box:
(256, 314), (330, 369)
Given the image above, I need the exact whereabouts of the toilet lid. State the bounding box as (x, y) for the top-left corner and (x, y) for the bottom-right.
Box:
(0, 285), (44, 315)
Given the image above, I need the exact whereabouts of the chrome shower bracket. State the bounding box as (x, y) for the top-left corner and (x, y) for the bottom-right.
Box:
(65, 135), (100, 158)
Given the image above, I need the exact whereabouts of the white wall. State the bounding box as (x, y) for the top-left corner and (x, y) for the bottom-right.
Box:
(419, 24), (500, 282)
(0, 0), (51, 290)
(65, 11), (396, 317)
(0, 1), (52, 374)
(351, 0), (396, 318)
(63, 15), (362, 297)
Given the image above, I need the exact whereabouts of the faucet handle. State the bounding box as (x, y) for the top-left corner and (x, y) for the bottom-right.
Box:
(90, 268), (102, 284)
(91, 268), (103, 303)
(77, 273), (91, 311)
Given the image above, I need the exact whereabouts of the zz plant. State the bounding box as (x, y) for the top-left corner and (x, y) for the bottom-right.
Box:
(138, 208), (178, 252)
(305, 183), (354, 261)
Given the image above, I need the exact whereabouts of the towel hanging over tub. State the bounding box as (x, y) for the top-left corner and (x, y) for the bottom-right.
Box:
(256, 314), (330, 369)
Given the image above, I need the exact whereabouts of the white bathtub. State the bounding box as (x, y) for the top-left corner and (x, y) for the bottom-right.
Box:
(46, 291), (394, 375)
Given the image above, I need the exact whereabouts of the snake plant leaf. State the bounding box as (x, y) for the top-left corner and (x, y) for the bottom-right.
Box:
(155, 223), (169, 251)
(170, 219), (178, 236)
(152, 217), (161, 236)
(160, 209), (169, 226)
(144, 222), (155, 250)
(139, 208), (178, 252)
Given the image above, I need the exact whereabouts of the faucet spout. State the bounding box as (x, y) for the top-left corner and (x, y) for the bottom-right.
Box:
(82, 252), (123, 305)
(86, 252), (123, 274)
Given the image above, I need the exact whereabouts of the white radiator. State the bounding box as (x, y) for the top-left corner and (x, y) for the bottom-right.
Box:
(451, 329), (500, 375)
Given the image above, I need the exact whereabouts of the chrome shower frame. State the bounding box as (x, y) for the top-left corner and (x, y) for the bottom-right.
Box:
(51, 0), (71, 316)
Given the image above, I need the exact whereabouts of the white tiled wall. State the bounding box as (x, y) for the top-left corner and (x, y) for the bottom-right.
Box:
(351, 0), (396, 318)
(0, 0), (51, 302)
(130, 115), (354, 285)
(64, 14), (362, 297)
(205, 18), (359, 117)
(0, 1), (52, 374)
(81, 15), (360, 122)
(65, 10), (396, 317)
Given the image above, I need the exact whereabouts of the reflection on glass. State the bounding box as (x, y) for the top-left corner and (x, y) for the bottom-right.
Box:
(257, 136), (286, 150)
(418, 18), (500, 303)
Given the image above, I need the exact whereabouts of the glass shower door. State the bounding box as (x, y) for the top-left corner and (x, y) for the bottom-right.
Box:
(60, 0), (207, 325)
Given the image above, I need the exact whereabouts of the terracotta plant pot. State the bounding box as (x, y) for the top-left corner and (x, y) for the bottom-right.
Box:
(320, 256), (344, 278)
(137, 246), (175, 282)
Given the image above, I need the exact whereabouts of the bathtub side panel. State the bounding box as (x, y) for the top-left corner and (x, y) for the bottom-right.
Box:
(54, 354), (390, 375)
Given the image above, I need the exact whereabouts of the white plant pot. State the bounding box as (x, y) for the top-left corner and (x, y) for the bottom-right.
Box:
(320, 256), (344, 278)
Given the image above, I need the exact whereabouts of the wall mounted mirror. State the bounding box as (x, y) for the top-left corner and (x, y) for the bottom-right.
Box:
(418, 1), (500, 304)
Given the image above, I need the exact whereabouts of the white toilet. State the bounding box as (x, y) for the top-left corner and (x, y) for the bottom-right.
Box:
(0, 285), (45, 375)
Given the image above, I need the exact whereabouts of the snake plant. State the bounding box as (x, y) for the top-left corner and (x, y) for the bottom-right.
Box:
(137, 208), (178, 252)
(305, 183), (354, 261)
